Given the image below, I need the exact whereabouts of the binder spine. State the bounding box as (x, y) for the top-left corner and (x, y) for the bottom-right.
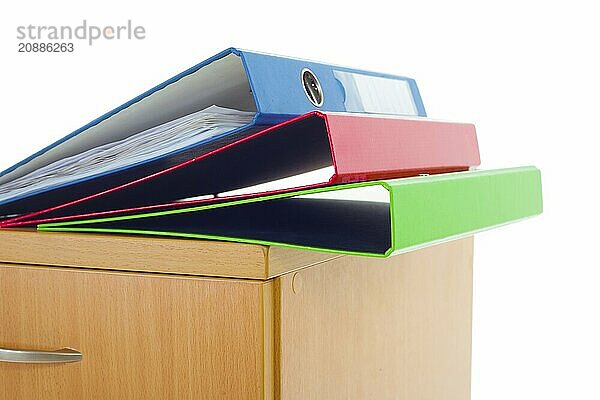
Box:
(387, 167), (543, 255)
(239, 50), (426, 117)
(324, 114), (480, 181)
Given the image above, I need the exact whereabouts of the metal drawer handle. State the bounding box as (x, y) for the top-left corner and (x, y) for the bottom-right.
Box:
(0, 347), (82, 364)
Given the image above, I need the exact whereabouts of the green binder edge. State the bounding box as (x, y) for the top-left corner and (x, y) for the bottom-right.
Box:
(38, 166), (543, 257)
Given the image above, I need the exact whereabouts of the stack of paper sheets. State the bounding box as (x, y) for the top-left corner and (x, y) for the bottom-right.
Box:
(0, 106), (254, 203)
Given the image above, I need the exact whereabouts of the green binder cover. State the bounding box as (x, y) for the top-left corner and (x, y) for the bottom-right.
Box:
(38, 167), (543, 257)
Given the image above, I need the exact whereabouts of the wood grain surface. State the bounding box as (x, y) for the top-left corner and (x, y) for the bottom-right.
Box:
(0, 264), (273, 399)
(275, 237), (474, 399)
(0, 229), (338, 279)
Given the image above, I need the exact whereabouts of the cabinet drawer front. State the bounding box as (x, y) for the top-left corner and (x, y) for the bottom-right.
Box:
(0, 264), (267, 400)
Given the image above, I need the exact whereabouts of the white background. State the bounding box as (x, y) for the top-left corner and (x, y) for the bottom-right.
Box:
(1, 1), (598, 398)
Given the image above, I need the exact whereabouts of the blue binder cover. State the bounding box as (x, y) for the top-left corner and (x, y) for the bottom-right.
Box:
(0, 48), (426, 218)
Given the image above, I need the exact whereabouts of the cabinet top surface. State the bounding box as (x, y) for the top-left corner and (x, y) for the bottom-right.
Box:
(0, 229), (340, 280)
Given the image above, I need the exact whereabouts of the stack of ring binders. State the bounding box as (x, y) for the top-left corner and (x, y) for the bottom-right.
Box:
(0, 48), (542, 256)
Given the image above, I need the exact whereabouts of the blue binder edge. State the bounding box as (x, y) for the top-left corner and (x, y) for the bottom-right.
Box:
(1, 49), (249, 178)
(0, 48), (426, 206)
(240, 49), (427, 118)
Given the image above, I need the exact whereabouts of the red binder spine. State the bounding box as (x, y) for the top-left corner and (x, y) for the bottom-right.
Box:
(1, 113), (481, 228)
(324, 114), (480, 182)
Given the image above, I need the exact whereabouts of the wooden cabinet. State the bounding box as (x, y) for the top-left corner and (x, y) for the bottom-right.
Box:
(0, 230), (473, 399)
(0, 264), (270, 399)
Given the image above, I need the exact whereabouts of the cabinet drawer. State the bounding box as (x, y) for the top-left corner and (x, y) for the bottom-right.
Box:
(0, 264), (271, 400)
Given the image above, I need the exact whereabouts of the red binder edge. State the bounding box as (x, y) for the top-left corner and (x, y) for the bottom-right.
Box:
(0, 112), (480, 227)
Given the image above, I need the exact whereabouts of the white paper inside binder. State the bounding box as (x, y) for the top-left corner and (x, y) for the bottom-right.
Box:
(0, 106), (254, 203)
(0, 52), (254, 187)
